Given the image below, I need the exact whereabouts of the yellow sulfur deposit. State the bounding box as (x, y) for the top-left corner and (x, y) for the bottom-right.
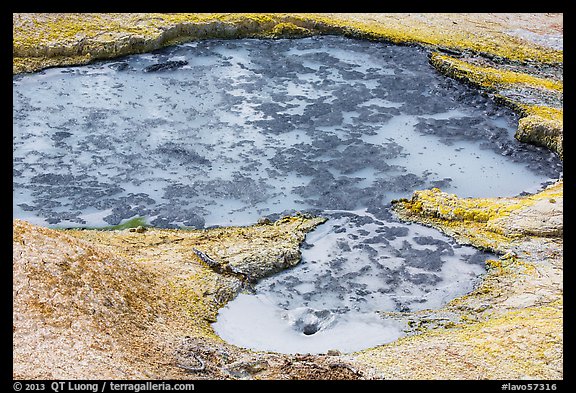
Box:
(13, 13), (563, 380)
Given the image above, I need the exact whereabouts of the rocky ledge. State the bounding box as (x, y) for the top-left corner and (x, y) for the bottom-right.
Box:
(13, 13), (562, 379)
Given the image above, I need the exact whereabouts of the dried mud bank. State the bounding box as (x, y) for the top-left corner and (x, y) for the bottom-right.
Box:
(13, 13), (563, 379)
(13, 215), (365, 379)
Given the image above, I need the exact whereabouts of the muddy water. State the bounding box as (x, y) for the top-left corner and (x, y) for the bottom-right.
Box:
(13, 36), (562, 354)
(213, 209), (490, 354)
(13, 36), (561, 228)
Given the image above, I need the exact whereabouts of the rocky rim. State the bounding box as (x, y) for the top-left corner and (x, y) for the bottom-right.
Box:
(12, 13), (562, 380)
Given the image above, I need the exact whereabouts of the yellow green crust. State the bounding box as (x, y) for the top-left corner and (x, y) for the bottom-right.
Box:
(13, 13), (563, 74)
(13, 13), (563, 379)
(515, 106), (563, 159)
(351, 181), (563, 379)
(429, 53), (562, 93)
(429, 53), (563, 158)
(392, 181), (563, 250)
(355, 301), (562, 379)
(13, 13), (564, 159)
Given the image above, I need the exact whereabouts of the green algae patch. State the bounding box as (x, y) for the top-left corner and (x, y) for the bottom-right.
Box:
(96, 217), (148, 231)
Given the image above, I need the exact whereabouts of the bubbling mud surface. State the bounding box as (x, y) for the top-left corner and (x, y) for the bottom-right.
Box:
(213, 209), (490, 354)
(13, 36), (561, 228)
(13, 36), (562, 354)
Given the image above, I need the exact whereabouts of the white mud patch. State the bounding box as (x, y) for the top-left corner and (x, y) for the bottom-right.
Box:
(13, 36), (562, 354)
(13, 36), (562, 228)
(213, 210), (488, 354)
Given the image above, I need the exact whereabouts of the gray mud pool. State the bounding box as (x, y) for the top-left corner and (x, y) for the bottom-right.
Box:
(13, 36), (563, 354)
